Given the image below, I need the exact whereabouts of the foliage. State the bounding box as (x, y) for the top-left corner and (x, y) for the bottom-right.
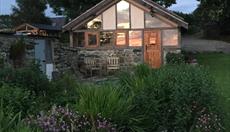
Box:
(0, 15), (13, 29)
(0, 63), (50, 96)
(0, 84), (33, 116)
(50, 73), (79, 106)
(194, 0), (230, 35)
(77, 84), (142, 131)
(26, 106), (117, 132)
(48, 0), (176, 19)
(9, 38), (26, 67)
(0, 101), (37, 132)
(0, 56), (4, 68)
(196, 53), (230, 131)
(119, 64), (224, 131)
(166, 52), (185, 64)
(0, 64), (51, 116)
(11, 0), (50, 26)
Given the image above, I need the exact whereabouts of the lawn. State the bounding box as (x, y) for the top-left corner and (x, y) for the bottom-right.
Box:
(196, 53), (230, 130)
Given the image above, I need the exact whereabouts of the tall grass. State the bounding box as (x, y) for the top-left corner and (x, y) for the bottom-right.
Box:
(0, 100), (38, 132)
(76, 84), (143, 131)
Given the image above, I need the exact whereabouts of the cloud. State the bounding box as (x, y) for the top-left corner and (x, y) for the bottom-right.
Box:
(169, 0), (200, 13)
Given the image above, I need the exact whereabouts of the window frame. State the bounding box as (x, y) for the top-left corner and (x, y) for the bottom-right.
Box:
(115, 30), (128, 47)
(99, 31), (115, 48)
(116, 0), (131, 29)
(85, 32), (100, 48)
(128, 30), (143, 47)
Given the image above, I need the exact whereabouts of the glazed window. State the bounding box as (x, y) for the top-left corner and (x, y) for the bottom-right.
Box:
(100, 32), (114, 47)
(145, 13), (171, 28)
(162, 29), (178, 46)
(75, 32), (85, 47)
(87, 15), (102, 29)
(117, 0), (130, 29)
(116, 32), (127, 46)
(85, 32), (99, 47)
(129, 31), (142, 47)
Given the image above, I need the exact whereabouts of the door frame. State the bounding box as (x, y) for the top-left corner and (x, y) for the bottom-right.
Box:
(143, 29), (162, 68)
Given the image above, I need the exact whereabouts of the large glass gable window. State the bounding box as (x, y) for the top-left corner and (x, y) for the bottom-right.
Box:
(117, 1), (130, 29)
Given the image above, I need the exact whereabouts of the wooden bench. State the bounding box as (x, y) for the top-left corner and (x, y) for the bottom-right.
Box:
(106, 57), (120, 73)
(84, 57), (102, 77)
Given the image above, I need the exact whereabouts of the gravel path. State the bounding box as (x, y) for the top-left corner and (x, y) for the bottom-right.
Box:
(181, 36), (230, 53)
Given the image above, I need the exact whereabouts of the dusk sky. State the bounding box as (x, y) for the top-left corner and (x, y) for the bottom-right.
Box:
(0, 0), (200, 17)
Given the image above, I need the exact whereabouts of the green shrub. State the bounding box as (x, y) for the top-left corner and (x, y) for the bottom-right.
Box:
(0, 101), (38, 132)
(50, 73), (79, 106)
(119, 64), (223, 131)
(0, 84), (34, 116)
(166, 52), (185, 64)
(0, 63), (50, 96)
(77, 84), (143, 131)
(0, 64), (52, 115)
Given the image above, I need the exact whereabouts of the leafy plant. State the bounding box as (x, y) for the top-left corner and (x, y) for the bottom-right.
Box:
(0, 84), (33, 116)
(0, 100), (37, 132)
(166, 52), (185, 65)
(119, 64), (224, 131)
(26, 106), (117, 132)
(50, 73), (79, 106)
(77, 84), (142, 131)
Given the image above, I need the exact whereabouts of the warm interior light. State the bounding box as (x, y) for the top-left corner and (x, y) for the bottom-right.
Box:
(117, 0), (129, 11)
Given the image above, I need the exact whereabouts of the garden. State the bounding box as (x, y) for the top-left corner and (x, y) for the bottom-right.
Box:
(0, 53), (227, 132)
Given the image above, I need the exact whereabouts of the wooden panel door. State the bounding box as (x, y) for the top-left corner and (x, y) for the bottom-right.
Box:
(144, 30), (162, 68)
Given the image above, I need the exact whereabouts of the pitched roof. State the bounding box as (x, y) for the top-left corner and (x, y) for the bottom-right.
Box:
(15, 23), (62, 31)
(63, 0), (188, 31)
(31, 24), (62, 31)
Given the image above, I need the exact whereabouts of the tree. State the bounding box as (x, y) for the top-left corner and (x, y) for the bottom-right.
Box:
(11, 0), (50, 26)
(0, 15), (13, 29)
(48, 0), (176, 19)
(195, 0), (230, 35)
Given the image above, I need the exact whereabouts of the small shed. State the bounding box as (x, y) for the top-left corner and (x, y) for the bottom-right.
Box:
(63, 0), (188, 72)
(14, 23), (62, 79)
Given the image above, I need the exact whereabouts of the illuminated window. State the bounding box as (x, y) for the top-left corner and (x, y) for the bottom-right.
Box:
(116, 32), (127, 46)
(87, 16), (102, 29)
(129, 31), (142, 46)
(162, 29), (178, 46)
(117, 1), (130, 29)
(100, 32), (114, 47)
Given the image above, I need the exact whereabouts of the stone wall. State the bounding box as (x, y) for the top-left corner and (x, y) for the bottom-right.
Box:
(53, 42), (79, 72)
(0, 35), (16, 63)
(78, 48), (143, 69)
(53, 45), (143, 73)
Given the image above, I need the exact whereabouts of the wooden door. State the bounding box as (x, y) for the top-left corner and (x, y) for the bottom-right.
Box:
(144, 30), (162, 68)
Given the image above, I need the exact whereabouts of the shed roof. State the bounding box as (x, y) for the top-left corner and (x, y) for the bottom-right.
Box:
(63, 0), (188, 31)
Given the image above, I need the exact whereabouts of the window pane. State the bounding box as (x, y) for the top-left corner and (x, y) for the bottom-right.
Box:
(103, 6), (116, 30)
(87, 16), (102, 29)
(129, 31), (142, 46)
(131, 5), (144, 29)
(74, 32), (85, 47)
(88, 34), (97, 46)
(100, 32), (114, 47)
(145, 13), (171, 28)
(162, 29), (178, 46)
(116, 32), (126, 46)
(117, 1), (130, 29)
